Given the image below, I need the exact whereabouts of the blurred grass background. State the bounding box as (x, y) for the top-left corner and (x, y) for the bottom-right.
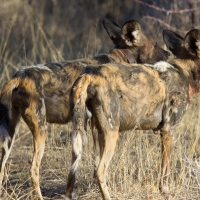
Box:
(0, 0), (200, 199)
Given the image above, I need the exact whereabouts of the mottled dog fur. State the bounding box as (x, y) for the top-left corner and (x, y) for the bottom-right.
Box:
(67, 29), (200, 200)
(0, 19), (169, 199)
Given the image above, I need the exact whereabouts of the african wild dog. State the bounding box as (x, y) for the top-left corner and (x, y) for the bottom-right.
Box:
(0, 19), (169, 199)
(67, 28), (200, 200)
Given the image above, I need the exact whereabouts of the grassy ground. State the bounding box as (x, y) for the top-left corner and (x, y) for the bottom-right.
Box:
(1, 95), (200, 200)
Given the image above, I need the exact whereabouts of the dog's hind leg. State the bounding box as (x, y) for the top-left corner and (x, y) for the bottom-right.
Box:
(22, 95), (47, 200)
(0, 107), (21, 194)
(159, 130), (173, 198)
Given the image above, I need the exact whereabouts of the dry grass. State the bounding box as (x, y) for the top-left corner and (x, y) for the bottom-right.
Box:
(1, 0), (200, 199)
(1, 96), (200, 200)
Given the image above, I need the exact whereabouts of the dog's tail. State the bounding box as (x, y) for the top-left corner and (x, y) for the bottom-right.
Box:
(69, 74), (93, 175)
(72, 74), (92, 143)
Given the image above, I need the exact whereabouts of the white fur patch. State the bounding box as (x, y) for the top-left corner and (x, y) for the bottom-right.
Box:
(71, 132), (82, 173)
(131, 30), (139, 39)
(86, 107), (92, 119)
(144, 61), (174, 72)
(20, 64), (53, 72)
(79, 62), (87, 67)
(108, 118), (113, 129)
(196, 40), (200, 50)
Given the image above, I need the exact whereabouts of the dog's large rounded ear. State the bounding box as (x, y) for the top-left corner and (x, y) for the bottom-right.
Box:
(184, 29), (200, 58)
(163, 29), (183, 56)
(121, 20), (142, 46)
(103, 18), (121, 41)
